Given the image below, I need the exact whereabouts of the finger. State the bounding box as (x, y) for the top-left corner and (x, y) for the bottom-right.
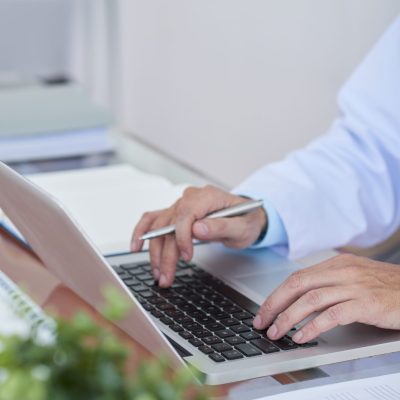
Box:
(149, 236), (165, 280)
(254, 264), (352, 330)
(131, 210), (164, 252)
(174, 186), (245, 261)
(291, 300), (360, 343)
(266, 286), (354, 340)
(193, 216), (255, 248)
(148, 214), (173, 279)
(159, 235), (180, 288)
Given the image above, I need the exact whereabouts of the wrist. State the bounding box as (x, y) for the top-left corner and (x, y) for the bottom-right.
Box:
(254, 207), (268, 245)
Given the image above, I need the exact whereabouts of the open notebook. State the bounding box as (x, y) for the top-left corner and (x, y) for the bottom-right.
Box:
(0, 164), (188, 255)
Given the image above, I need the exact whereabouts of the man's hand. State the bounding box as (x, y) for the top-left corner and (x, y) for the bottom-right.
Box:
(253, 254), (400, 343)
(131, 185), (267, 288)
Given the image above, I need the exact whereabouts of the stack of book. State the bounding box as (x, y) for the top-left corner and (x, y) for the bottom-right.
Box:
(0, 84), (114, 162)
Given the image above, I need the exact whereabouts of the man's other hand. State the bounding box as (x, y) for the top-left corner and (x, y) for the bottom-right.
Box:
(253, 254), (400, 343)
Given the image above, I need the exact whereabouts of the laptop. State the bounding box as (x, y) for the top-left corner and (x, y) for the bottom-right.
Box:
(1, 161), (400, 385)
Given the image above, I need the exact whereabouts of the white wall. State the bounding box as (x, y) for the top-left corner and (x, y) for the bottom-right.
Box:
(0, 0), (71, 78)
(78, 1), (400, 187)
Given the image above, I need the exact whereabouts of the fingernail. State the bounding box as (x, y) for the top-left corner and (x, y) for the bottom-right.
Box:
(253, 315), (262, 329)
(159, 274), (168, 287)
(267, 324), (278, 339)
(181, 251), (189, 262)
(131, 239), (140, 252)
(153, 268), (160, 280)
(292, 330), (304, 343)
(196, 222), (208, 237)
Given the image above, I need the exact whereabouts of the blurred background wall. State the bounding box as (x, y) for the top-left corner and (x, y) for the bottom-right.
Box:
(1, 0), (399, 187)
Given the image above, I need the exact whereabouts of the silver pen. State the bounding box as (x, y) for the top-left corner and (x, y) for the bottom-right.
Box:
(139, 199), (264, 240)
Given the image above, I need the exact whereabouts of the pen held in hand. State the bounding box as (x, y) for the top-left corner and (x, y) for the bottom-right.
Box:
(139, 199), (264, 241)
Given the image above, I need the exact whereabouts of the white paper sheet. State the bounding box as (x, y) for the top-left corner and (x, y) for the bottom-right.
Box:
(2, 164), (187, 255)
(258, 372), (400, 400)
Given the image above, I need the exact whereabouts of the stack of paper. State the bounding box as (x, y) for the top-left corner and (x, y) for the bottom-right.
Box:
(1, 164), (188, 255)
(0, 84), (114, 162)
(252, 372), (400, 399)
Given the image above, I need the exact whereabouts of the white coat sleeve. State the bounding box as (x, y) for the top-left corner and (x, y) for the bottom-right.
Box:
(233, 16), (400, 260)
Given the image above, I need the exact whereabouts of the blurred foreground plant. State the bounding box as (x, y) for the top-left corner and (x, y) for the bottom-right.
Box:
(0, 287), (210, 400)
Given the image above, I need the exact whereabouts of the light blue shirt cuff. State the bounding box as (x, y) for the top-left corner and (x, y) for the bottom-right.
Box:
(257, 197), (288, 248)
(231, 189), (288, 249)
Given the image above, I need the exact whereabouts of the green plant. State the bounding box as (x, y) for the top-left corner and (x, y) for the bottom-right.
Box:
(0, 288), (210, 400)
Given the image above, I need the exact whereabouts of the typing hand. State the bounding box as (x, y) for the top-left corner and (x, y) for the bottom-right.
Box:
(253, 254), (400, 343)
(131, 185), (267, 288)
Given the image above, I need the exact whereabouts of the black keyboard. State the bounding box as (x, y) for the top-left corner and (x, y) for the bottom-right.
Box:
(113, 261), (317, 363)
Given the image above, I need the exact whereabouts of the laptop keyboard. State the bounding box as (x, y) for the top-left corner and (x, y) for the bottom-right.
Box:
(113, 261), (317, 362)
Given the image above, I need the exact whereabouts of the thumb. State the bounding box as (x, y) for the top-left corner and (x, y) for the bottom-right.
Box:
(193, 218), (253, 248)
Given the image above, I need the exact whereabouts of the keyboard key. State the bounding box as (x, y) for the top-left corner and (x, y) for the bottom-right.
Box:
(139, 290), (154, 298)
(216, 329), (235, 339)
(183, 322), (202, 332)
(178, 275), (195, 284)
(222, 350), (243, 360)
(213, 311), (230, 320)
(165, 309), (184, 319)
(117, 271), (131, 280)
(242, 318), (255, 327)
(175, 270), (189, 278)
(273, 336), (298, 351)
(123, 277), (140, 286)
(240, 331), (261, 341)
(197, 299), (213, 308)
(300, 340), (318, 348)
(209, 353), (226, 363)
(189, 338), (203, 347)
(130, 284), (148, 292)
(151, 310), (163, 318)
(203, 336), (222, 346)
(219, 299), (234, 307)
(197, 316), (216, 325)
(251, 339), (280, 354)
(224, 305), (242, 314)
(141, 264), (152, 272)
(193, 329), (211, 338)
(136, 272), (153, 281)
(205, 306), (223, 315)
(197, 287), (214, 296)
(120, 262), (142, 271)
(169, 297), (186, 306)
(212, 342), (232, 352)
(160, 317), (173, 325)
(219, 318), (240, 327)
(177, 260), (191, 269)
(137, 297), (147, 305)
(158, 303), (174, 311)
(175, 287), (193, 296)
(235, 343), (262, 357)
(170, 324), (184, 333)
(179, 331), (194, 340)
(209, 294), (224, 303)
(226, 336), (246, 345)
(206, 322), (225, 332)
(179, 304), (198, 313)
(142, 303), (154, 312)
(187, 310), (207, 319)
(231, 324), (250, 334)
(198, 345), (214, 355)
(175, 316), (194, 325)
(232, 311), (253, 320)
(148, 297), (166, 305)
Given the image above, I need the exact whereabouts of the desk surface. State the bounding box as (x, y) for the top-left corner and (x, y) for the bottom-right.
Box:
(4, 130), (400, 399)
